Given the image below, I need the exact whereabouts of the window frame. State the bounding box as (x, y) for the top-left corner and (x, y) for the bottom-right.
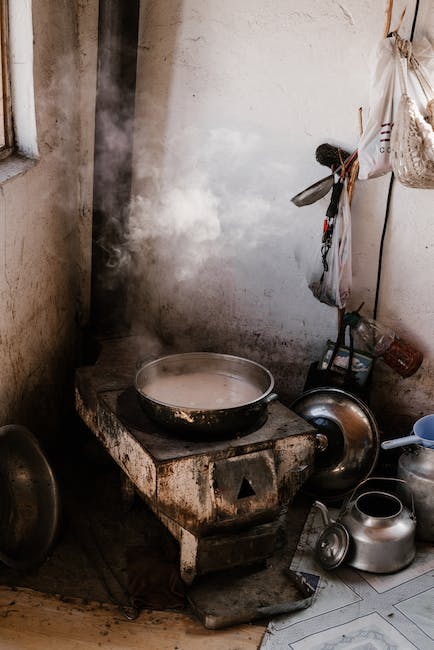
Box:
(0, 0), (14, 160)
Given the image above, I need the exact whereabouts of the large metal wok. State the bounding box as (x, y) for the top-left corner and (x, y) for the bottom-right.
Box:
(135, 352), (277, 437)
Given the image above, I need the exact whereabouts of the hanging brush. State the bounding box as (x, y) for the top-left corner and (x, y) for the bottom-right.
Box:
(315, 143), (352, 170)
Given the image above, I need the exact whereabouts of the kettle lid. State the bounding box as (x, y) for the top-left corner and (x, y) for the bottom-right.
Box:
(315, 522), (350, 570)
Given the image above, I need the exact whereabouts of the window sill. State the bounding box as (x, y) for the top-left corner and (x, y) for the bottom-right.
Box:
(0, 153), (37, 185)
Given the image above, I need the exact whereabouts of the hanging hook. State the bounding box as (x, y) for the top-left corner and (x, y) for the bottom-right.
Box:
(384, 0), (394, 38)
(387, 6), (407, 38)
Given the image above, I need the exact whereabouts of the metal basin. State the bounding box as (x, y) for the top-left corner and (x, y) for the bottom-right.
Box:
(135, 352), (277, 437)
(0, 425), (60, 570)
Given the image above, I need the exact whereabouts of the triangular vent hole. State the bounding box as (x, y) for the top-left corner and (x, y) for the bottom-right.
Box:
(237, 477), (256, 499)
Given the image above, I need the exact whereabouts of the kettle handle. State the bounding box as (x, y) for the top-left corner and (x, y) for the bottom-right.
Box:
(313, 500), (335, 526)
(340, 477), (415, 518)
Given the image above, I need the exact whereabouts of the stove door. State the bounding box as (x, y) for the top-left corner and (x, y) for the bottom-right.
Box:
(211, 450), (279, 527)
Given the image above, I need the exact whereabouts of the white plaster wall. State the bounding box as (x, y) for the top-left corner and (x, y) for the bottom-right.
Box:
(0, 0), (97, 443)
(131, 0), (434, 432)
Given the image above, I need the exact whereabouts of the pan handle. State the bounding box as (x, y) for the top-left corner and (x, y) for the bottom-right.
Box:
(315, 433), (329, 452)
(263, 392), (279, 404)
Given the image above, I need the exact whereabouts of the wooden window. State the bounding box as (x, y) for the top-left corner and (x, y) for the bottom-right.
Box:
(0, 0), (13, 159)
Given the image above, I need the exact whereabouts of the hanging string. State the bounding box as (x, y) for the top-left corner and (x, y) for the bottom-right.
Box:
(373, 0), (420, 320)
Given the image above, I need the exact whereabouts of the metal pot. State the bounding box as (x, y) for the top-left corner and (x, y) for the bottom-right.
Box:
(381, 415), (434, 542)
(135, 352), (278, 437)
(315, 478), (416, 573)
(398, 446), (434, 542)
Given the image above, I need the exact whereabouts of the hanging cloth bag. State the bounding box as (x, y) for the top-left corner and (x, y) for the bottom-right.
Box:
(358, 39), (397, 179)
(390, 38), (434, 189)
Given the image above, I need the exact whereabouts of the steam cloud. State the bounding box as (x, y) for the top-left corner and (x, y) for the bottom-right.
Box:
(126, 126), (294, 283)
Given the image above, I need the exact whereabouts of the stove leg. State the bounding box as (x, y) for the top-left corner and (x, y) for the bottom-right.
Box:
(158, 513), (199, 585)
(120, 471), (136, 513)
(179, 529), (199, 585)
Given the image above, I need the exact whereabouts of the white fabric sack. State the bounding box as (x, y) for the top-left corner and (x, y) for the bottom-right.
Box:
(358, 38), (434, 180)
(358, 40), (396, 180)
(309, 181), (352, 309)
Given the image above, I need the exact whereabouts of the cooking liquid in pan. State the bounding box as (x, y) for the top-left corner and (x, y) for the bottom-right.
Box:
(142, 372), (261, 409)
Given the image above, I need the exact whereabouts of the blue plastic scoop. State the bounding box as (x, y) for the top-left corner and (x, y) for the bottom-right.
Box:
(381, 414), (434, 450)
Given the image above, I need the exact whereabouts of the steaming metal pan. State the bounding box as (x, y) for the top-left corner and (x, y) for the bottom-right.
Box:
(135, 352), (278, 437)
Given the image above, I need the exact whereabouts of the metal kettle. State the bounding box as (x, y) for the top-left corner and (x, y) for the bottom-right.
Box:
(398, 446), (434, 542)
(315, 478), (416, 573)
(381, 415), (434, 542)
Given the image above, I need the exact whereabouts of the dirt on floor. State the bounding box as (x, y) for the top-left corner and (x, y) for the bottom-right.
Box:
(0, 428), (311, 621)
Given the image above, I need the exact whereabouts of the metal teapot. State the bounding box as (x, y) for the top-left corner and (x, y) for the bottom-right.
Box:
(315, 478), (416, 573)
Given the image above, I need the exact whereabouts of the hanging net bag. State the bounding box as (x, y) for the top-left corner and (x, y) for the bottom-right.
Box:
(390, 34), (434, 189)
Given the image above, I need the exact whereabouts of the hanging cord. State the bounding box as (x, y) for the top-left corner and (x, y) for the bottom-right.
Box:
(373, 0), (420, 320)
(373, 175), (394, 320)
(410, 0), (420, 41)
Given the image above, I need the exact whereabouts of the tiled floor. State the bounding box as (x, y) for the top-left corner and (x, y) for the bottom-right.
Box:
(261, 507), (434, 650)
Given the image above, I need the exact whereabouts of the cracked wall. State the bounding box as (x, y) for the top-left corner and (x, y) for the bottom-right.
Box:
(0, 0), (97, 444)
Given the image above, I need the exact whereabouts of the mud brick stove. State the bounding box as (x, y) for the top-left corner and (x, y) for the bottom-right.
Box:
(75, 336), (317, 623)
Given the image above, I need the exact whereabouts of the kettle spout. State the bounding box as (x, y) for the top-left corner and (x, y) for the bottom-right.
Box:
(314, 500), (333, 526)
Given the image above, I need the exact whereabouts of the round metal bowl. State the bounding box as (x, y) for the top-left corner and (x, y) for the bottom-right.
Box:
(0, 425), (60, 570)
(135, 352), (277, 437)
(291, 388), (380, 500)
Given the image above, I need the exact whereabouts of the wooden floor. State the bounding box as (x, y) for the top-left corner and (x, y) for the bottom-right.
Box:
(0, 586), (265, 649)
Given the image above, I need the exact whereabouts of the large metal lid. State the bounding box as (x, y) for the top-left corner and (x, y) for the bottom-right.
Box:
(291, 388), (380, 500)
(0, 425), (60, 570)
